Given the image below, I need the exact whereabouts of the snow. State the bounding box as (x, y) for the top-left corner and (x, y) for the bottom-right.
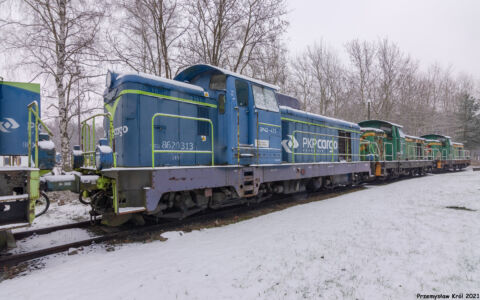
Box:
(65, 171), (82, 177)
(72, 150), (83, 156)
(97, 145), (112, 153)
(80, 175), (99, 184)
(116, 72), (205, 93)
(0, 194), (28, 202)
(43, 174), (75, 182)
(404, 134), (425, 141)
(38, 140), (55, 150)
(200, 64), (280, 91)
(0, 166), (35, 171)
(10, 229), (95, 255)
(118, 207), (146, 214)
(2, 170), (480, 299)
(14, 191), (91, 232)
(360, 127), (385, 133)
(0, 222), (30, 231)
(280, 105), (360, 129)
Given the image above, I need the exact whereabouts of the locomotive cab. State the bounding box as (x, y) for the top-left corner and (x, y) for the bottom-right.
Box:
(358, 120), (405, 161)
(175, 65), (282, 165)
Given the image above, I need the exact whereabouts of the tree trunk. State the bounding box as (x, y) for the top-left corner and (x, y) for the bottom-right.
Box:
(56, 0), (71, 170)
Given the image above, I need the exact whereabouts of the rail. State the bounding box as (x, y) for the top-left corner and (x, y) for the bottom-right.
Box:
(80, 113), (114, 167)
(27, 101), (53, 168)
(151, 113), (214, 168)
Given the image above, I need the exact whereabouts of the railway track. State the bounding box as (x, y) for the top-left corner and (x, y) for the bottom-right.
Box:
(0, 185), (363, 268)
(13, 220), (95, 240)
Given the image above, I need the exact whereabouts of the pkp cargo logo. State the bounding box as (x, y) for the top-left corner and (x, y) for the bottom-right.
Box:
(281, 135), (299, 153)
(0, 118), (20, 133)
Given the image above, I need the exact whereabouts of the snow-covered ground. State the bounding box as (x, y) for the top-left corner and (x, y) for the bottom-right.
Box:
(10, 191), (92, 255)
(19, 191), (91, 231)
(1, 170), (479, 299)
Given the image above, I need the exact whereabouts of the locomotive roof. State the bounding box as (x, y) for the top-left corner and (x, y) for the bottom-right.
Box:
(358, 120), (404, 128)
(276, 93), (301, 110)
(421, 134), (452, 140)
(404, 134), (425, 141)
(424, 138), (441, 143)
(109, 71), (206, 96)
(360, 127), (385, 133)
(174, 64), (280, 91)
(280, 106), (360, 130)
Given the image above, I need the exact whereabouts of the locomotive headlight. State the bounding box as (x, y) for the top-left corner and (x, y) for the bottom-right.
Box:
(106, 70), (113, 89)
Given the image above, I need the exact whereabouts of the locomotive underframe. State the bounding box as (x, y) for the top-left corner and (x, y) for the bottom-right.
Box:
(0, 168), (38, 249)
(373, 159), (470, 178)
(434, 159), (470, 171)
(0, 168), (37, 231)
(373, 160), (435, 178)
(98, 161), (371, 220)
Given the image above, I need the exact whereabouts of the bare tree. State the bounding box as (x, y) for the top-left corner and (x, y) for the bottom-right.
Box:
(106, 0), (185, 78)
(1, 0), (105, 170)
(181, 0), (288, 74)
(289, 54), (315, 111)
(247, 40), (289, 88)
(345, 39), (376, 120)
(305, 43), (347, 117)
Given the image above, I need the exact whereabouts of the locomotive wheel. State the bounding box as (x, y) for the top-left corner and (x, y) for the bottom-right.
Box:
(35, 191), (50, 217)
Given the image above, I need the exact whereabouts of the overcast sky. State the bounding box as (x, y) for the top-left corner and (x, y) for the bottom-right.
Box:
(1, 0), (479, 85)
(286, 0), (480, 82)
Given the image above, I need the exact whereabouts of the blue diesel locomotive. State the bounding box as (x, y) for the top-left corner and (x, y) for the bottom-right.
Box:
(76, 65), (371, 224)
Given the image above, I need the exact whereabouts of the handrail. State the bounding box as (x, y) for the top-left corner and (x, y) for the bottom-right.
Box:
(80, 113), (115, 167)
(360, 140), (381, 161)
(383, 142), (394, 161)
(151, 113), (214, 168)
(27, 101), (53, 168)
(406, 144), (425, 160)
(291, 130), (374, 163)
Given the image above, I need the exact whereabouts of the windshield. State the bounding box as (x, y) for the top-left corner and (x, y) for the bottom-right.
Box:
(252, 85), (279, 112)
(209, 74), (226, 90)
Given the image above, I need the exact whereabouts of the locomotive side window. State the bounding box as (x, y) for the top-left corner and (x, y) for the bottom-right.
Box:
(235, 79), (249, 107)
(218, 94), (225, 114)
(252, 85), (279, 112)
(210, 74), (226, 90)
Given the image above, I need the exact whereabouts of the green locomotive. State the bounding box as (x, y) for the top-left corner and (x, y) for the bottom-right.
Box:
(421, 134), (469, 170)
(358, 120), (469, 178)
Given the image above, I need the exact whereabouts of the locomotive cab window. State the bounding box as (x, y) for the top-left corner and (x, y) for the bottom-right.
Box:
(338, 130), (352, 162)
(218, 94), (225, 114)
(252, 85), (279, 112)
(235, 79), (249, 107)
(209, 74), (226, 90)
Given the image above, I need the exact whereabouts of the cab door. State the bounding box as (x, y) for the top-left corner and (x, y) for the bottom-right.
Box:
(234, 79), (256, 164)
(235, 79), (250, 148)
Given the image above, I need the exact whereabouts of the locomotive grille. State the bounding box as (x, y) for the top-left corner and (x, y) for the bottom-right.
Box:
(197, 106), (210, 136)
